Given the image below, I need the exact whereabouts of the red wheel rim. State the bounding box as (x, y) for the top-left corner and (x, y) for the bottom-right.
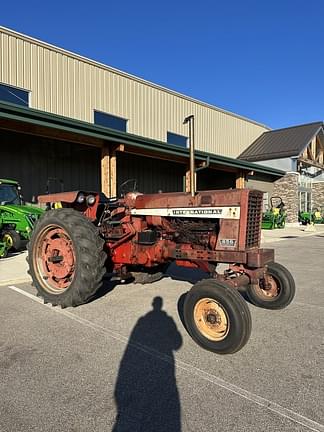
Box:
(34, 225), (76, 294)
(257, 274), (280, 299)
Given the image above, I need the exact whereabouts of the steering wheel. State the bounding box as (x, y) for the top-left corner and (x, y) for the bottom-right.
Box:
(119, 179), (138, 197)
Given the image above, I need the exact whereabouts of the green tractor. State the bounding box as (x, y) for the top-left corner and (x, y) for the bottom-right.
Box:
(299, 207), (324, 225)
(298, 210), (312, 225)
(0, 179), (44, 252)
(0, 229), (11, 258)
(262, 196), (287, 230)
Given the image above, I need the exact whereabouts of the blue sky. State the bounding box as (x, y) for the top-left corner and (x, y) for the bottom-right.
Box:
(1, 0), (324, 129)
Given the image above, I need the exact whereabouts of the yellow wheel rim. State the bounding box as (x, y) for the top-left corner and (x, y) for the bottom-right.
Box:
(193, 298), (230, 341)
(3, 234), (13, 248)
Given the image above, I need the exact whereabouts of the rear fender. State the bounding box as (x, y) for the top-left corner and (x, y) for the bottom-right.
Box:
(38, 191), (100, 221)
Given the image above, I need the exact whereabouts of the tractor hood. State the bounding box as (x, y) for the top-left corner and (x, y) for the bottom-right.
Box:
(0, 204), (44, 217)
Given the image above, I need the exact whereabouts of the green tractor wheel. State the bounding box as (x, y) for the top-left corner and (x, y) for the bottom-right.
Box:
(2, 230), (22, 252)
(0, 242), (8, 258)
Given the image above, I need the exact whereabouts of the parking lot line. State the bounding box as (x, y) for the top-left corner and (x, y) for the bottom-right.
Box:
(295, 301), (324, 310)
(8, 284), (324, 432)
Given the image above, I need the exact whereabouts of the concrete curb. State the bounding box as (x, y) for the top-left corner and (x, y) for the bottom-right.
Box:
(261, 228), (324, 243)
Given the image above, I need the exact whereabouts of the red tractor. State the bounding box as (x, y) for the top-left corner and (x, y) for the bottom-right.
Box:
(27, 180), (295, 354)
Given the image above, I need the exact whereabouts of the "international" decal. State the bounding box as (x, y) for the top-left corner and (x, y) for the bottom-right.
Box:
(130, 206), (240, 219)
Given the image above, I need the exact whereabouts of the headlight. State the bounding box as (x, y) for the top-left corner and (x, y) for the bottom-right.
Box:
(86, 195), (96, 206)
(76, 193), (85, 204)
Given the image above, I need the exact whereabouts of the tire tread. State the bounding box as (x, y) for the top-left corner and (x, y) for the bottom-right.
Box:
(27, 208), (106, 307)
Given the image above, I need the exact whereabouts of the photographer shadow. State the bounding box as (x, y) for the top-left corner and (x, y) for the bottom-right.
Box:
(113, 296), (182, 432)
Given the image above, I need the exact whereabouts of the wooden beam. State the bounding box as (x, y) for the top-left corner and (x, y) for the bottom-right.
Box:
(112, 143), (125, 152)
(185, 167), (197, 193)
(236, 171), (246, 189)
(185, 169), (191, 193)
(315, 136), (323, 163)
(302, 147), (308, 159)
(101, 142), (124, 197)
(307, 145), (315, 162)
(298, 157), (324, 170)
(0, 119), (103, 148)
(101, 144), (110, 197)
(110, 150), (117, 197)
(311, 136), (316, 161)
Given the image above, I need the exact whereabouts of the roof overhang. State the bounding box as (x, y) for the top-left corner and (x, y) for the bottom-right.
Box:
(0, 101), (284, 180)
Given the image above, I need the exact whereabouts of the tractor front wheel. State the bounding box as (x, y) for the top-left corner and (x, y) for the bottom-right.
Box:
(246, 262), (295, 310)
(2, 230), (22, 251)
(27, 209), (106, 308)
(183, 280), (252, 354)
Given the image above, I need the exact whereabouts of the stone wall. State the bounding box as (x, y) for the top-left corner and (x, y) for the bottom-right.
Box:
(273, 173), (299, 223)
(312, 182), (324, 209)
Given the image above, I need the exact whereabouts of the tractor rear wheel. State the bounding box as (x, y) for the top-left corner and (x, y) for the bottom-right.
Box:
(27, 208), (106, 308)
(183, 280), (252, 354)
(246, 262), (295, 310)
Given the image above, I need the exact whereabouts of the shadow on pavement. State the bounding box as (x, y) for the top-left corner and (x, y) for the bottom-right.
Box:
(166, 262), (209, 284)
(279, 235), (298, 239)
(87, 276), (119, 304)
(177, 292), (188, 333)
(113, 296), (182, 432)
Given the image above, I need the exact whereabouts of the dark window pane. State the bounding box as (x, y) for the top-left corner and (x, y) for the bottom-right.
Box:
(0, 83), (29, 106)
(94, 111), (127, 132)
(167, 132), (187, 148)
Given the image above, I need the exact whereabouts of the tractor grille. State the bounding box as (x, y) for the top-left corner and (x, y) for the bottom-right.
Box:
(246, 191), (263, 248)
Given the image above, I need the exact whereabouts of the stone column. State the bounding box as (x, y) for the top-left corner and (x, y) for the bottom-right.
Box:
(312, 181), (324, 209)
(273, 172), (299, 224)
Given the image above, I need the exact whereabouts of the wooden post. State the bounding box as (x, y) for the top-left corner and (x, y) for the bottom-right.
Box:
(185, 169), (191, 193)
(110, 150), (117, 197)
(236, 171), (246, 189)
(101, 144), (110, 197)
(185, 168), (197, 193)
(101, 143), (124, 197)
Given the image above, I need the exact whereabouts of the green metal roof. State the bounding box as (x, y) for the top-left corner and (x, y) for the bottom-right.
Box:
(0, 101), (284, 178)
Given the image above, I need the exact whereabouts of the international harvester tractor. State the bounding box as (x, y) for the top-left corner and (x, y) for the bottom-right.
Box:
(28, 176), (295, 354)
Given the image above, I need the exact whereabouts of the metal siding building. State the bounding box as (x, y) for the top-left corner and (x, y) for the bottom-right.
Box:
(0, 26), (268, 158)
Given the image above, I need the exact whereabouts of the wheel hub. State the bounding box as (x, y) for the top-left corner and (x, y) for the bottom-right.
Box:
(3, 234), (13, 247)
(259, 275), (279, 298)
(206, 312), (220, 325)
(194, 298), (229, 341)
(35, 226), (76, 293)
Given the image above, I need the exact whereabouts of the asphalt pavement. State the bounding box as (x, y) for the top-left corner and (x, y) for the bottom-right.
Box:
(0, 234), (324, 432)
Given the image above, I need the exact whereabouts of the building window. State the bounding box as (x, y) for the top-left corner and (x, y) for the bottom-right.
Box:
(299, 190), (311, 212)
(94, 110), (127, 132)
(167, 132), (188, 148)
(0, 83), (29, 106)
(262, 192), (269, 212)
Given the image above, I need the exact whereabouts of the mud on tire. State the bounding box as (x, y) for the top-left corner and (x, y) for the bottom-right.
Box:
(27, 208), (106, 308)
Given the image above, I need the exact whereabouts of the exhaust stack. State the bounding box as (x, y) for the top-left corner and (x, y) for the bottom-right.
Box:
(183, 115), (195, 197)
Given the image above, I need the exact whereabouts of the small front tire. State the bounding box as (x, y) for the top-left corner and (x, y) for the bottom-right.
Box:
(183, 280), (252, 354)
(246, 262), (295, 310)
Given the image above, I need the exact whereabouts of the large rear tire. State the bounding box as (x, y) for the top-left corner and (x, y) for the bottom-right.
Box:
(27, 208), (106, 308)
(183, 280), (252, 354)
(246, 262), (295, 310)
